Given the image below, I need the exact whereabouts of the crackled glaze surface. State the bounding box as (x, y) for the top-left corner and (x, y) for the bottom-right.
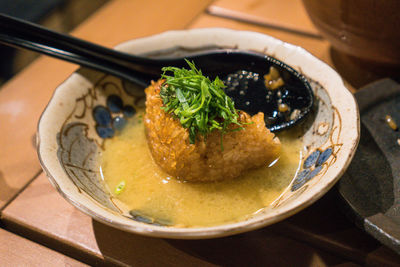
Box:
(37, 28), (359, 238)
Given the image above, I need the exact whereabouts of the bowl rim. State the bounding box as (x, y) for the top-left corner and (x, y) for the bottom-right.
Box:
(37, 27), (360, 239)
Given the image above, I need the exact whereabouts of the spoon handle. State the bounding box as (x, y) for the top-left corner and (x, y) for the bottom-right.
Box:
(0, 14), (275, 85)
(0, 13), (162, 86)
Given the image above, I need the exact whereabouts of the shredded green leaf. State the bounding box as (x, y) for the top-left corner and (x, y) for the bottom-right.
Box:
(114, 180), (126, 195)
(160, 60), (242, 144)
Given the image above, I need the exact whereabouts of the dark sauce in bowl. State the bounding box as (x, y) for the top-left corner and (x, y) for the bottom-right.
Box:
(221, 57), (313, 132)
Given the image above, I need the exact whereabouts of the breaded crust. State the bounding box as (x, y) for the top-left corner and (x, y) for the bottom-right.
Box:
(144, 80), (281, 182)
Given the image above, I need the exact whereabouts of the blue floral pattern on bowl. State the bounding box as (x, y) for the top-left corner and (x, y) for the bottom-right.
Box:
(93, 94), (136, 138)
(270, 80), (344, 208)
(292, 147), (332, 191)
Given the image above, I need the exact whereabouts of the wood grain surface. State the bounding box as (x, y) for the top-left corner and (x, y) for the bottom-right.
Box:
(0, 227), (87, 267)
(209, 0), (320, 38)
(0, 0), (398, 266)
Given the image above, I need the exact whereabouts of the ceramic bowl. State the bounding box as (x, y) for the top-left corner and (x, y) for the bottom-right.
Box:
(37, 28), (359, 239)
(302, 0), (400, 65)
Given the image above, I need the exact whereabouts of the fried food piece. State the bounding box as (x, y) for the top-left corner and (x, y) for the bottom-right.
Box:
(144, 80), (281, 182)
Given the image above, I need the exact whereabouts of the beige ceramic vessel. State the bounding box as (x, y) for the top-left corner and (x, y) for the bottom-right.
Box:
(37, 28), (359, 239)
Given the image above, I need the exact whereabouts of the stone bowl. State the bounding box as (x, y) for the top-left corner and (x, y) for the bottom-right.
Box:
(37, 28), (359, 239)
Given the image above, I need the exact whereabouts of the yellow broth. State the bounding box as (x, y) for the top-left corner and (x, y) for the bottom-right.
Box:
(100, 113), (303, 227)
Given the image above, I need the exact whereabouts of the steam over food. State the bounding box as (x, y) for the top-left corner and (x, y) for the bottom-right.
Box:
(144, 62), (281, 182)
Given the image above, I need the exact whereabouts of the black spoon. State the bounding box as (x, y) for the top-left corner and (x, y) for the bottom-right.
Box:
(0, 13), (313, 132)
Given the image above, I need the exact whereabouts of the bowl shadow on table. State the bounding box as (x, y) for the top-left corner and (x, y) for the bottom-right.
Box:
(90, 189), (391, 266)
(0, 170), (19, 206)
(91, 217), (336, 267)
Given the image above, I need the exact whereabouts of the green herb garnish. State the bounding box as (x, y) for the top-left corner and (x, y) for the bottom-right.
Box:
(160, 60), (242, 144)
(114, 180), (126, 195)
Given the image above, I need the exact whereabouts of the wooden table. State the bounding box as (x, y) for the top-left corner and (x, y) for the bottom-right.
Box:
(1, 0), (399, 266)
